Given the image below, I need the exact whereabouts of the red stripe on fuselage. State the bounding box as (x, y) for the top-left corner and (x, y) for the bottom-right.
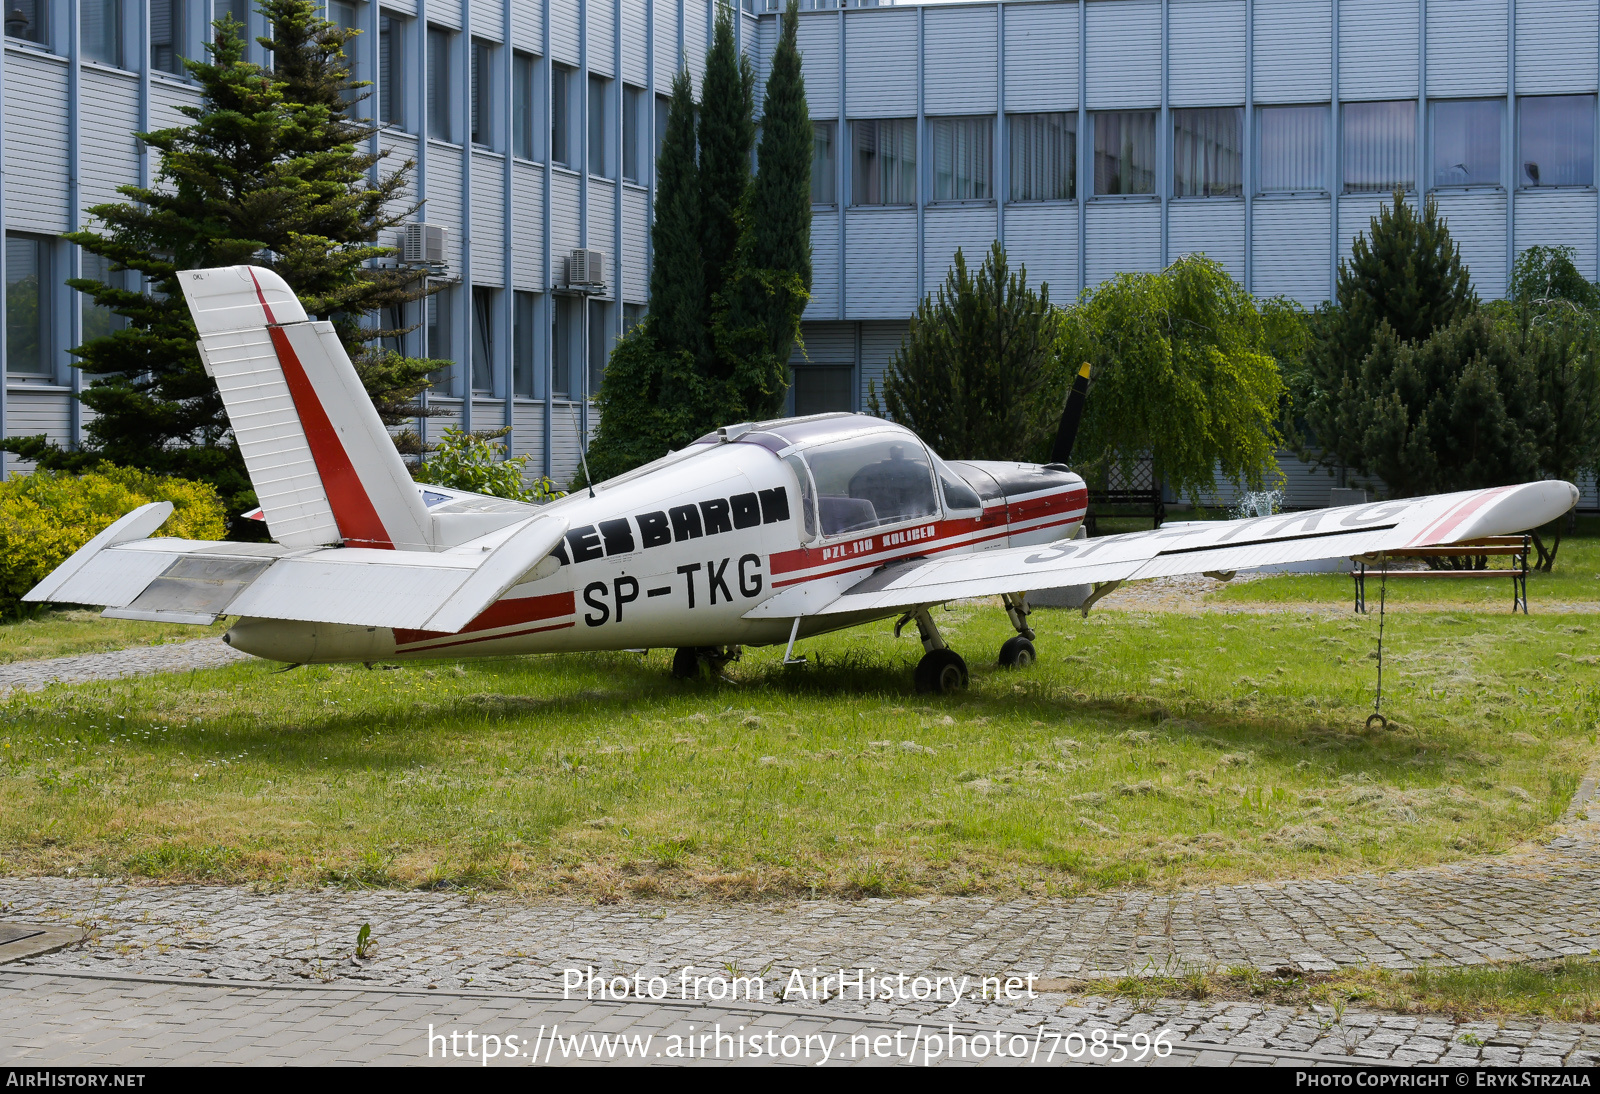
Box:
(268, 325), (394, 550)
(393, 590), (576, 648)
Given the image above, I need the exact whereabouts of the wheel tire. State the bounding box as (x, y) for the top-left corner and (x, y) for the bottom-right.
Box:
(914, 649), (969, 694)
(671, 647), (709, 680)
(998, 636), (1037, 669)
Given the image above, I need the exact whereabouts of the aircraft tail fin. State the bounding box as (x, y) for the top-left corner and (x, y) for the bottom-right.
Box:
(179, 265), (434, 551)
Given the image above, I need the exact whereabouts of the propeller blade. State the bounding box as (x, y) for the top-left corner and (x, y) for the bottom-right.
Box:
(1049, 361), (1092, 465)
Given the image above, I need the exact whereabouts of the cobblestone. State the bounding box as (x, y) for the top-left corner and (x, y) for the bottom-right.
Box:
(0, 638), (250, 695)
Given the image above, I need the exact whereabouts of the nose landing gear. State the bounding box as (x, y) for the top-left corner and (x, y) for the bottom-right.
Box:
(997, 592), (1037, 668)
(671, 645), (741, 680)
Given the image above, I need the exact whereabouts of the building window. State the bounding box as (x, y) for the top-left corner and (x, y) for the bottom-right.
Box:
(1430, 99), (1502, 189)
(427, 289), (453, 394)
(622, 85), (645, 183)
(470, 38), (494, 148)
(852, 118), (916, 206)
(83, 0), (121, 66)
(1256, 104), (1327, 193)
(1093, 111), (1157, 196)
(928, 116), (992, 202)
(552, 296), (578, 397)
(511, 52), (536, 159)
(1343, 100), (1416, 193)
(587, 300), (612, 397)
(811, 119), (836, 204)
(471, 286), (495, 392)
(1172, 107), (1242, 197)
(6, 235), (50, 377)
(427, 25), (453, 142)
(793, 365), (853, 415)
(379, 15), (405, 128)
(1008, 112), (1075, 202)
(513, 291), (537, 397)
(623, 302), (646, 336)
(150, 0), (185, 74)
(589, 75), (611, 177)
(80, 252), (128, 344)
(215, 0), (248, 38)
(655, 93), (669, 171)
(5, 0), (50, 48)
(1519, 95), (1596, 188)
(552, 64), (575, 167)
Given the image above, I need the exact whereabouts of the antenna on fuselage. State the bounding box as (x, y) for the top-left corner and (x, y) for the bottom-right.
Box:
(569, 405), (597, 498)
(1049, 362), (1093, 466)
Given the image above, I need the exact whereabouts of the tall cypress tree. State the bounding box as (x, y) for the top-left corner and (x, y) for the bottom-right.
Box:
(715, 0), (811, 419)
(697, 3), (755, 346)
(648, 67), (706, 362)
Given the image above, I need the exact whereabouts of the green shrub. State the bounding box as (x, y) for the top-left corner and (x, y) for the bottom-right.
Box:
(0, 463), (226, 617)
(417, 426), (561, 502)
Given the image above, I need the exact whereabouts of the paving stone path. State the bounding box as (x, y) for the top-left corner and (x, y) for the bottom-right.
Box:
(0, 638), (251, 695)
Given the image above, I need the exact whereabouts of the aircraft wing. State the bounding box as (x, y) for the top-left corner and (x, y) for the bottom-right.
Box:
(807, 480), (1578, 618)
(24, 502), (569, 632)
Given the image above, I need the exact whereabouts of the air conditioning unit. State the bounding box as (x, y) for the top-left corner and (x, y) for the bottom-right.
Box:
(566, 248), (606, 288)
(402, 222), (448, 266)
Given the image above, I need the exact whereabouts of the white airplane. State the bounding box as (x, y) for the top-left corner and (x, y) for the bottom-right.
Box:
(24, 265), (1580, 693)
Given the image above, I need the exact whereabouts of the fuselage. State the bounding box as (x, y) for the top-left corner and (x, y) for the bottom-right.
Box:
(224, 414), (1087, 663)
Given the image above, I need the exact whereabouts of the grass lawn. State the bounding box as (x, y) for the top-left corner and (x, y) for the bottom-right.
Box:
(1214, 518), (1600, 610)
(1, 599), (1594, 900)
(1073, 957), (1600, 1024)
(0, 609), (230, 664)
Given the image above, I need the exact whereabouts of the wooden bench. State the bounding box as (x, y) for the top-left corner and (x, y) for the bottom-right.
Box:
(1351, 535), (1532, 614)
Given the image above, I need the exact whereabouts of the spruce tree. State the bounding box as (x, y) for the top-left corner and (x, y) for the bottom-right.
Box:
(5, 4), (441, 524)
(872, 243), (1061, 462)
(697, 3), (755, 342)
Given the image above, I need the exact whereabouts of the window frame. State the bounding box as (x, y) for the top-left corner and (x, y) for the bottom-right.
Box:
(1255, 103), (1330, 196)
(470, 37), (497, 150)
(82, 0), (124, 68)
(552, 63), (577, 169)
(851, 117), (917, 207)
(622, 84), (645, 184)
(470, 285), (496, 394)
(426, 23), (455, 144)
(1517, 94), (1597, 190)
(1341, 99), (1418, 195)
(426, 288), (455, 396)
(512, 290), (539, 398)
(6, 232), (53, 381)
(811, 119), (837, 206)
(1091, 109), (1158, 198)
(378, 13), (408, 131)
(4, 0), (54, 52)
(149, 0), (187, 76)
(588, 74), (612, 179)
(926, 115), (994, 204)
(1171, 106), (1244, 199)
(1006, 111), (1076, 203)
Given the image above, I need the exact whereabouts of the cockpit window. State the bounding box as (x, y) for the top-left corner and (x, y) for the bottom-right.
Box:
(803, 435), (939, 536)
(935, 458), (983, 512)
(783, 454), (818, 539)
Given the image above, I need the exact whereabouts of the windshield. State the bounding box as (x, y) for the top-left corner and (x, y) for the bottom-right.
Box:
(803, 434), (939, 536)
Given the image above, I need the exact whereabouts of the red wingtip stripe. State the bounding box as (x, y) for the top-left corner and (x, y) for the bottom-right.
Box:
(268, 326), (394, 550)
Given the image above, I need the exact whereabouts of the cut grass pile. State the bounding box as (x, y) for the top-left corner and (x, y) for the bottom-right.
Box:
(1214, 519), (1600, 609)
(1, 604), (1594, 900)
(0, 609), (229, 664)
(1069, 957), (1600, 1024)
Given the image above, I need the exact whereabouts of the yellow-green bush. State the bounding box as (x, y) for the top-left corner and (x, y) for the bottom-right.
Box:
(0, 464), (226, 617)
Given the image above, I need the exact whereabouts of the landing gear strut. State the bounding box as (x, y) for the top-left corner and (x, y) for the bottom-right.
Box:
(998, 592), (1037, 668)
(900, 607), (969, 694)
(671, 646), (740, 680)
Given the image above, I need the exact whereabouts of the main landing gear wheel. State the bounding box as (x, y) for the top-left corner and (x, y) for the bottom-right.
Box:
(997, 635), (1037, 669)
(672, 646), (713, 679)
(915, 649), (969, 694)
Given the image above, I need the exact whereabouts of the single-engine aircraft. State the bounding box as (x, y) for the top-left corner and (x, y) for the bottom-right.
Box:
(24, 266), (1580, 693)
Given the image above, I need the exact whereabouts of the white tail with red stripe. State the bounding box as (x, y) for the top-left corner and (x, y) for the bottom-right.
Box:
(182, 265), (435, 552)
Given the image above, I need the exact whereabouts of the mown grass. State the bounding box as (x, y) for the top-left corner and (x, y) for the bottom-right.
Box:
(1214, 519), (1600, 609)
(0, 601), (1594, 901)
(1070, 957), (1600, 1023)
(0, 609), (230, 663)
